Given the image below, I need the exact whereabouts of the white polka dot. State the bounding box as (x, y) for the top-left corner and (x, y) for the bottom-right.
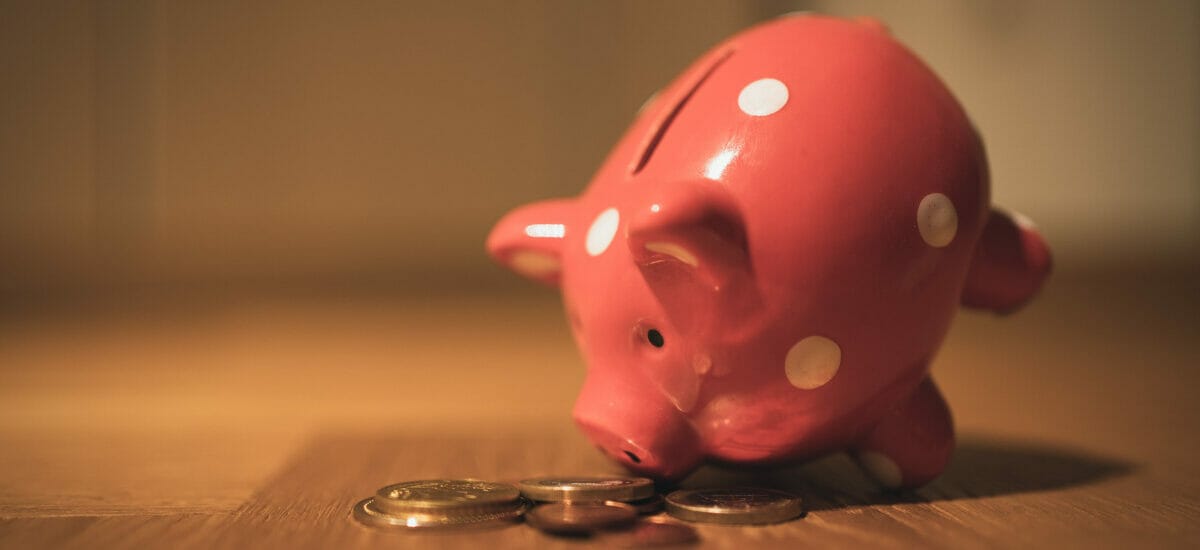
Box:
(859, 451), (903, 488)
(738, 78), (789, 117)
(917, 193), (958, 248)
(586, 208), (620, 256)
(784, 335), (841, 389)
(508, 251), (560, 277)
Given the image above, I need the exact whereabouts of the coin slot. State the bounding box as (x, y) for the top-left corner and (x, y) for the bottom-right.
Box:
(630, 49), (734, 175)
(623, 450), (642, 464)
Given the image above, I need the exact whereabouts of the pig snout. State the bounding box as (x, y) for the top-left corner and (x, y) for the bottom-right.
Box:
(573, 376), (704, 481)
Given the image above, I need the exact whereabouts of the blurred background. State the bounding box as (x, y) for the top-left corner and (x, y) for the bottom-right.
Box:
(3, 0), (1196, 298)
(0, 0), (1197, 520)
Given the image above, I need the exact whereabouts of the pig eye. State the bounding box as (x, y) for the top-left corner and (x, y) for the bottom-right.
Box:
(646, 329), (665, 348)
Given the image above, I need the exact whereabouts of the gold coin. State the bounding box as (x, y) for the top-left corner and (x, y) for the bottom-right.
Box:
(665, 487), (802, 525)
(352, 497), (527, 530)
(518, 476), (655, 503)
(524, 501), (638, 535)
(374, 479), (521, 515)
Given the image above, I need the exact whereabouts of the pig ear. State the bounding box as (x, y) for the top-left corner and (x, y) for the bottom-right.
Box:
(487, 198), (575, 287)
(627, 182), (758, 332)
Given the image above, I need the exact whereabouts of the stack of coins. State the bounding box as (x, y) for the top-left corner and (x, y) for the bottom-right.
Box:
(514, 476), (700, 545)
(517, 476), (662, 536)
(352, 479), (528, 530)
(518, 476), (662, 512)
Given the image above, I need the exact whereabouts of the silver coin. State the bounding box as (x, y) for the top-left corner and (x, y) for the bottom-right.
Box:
(524, 501), (638, 535)
(601, 517), (700, 547)
(374, 479), (521, 515)
(519, 476), (655, 503)
(352, 497), (527, 530)
(665, 487), (802, 525)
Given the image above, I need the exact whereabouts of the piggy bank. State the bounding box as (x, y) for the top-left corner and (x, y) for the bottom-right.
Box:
(487, 15), (1050, 489)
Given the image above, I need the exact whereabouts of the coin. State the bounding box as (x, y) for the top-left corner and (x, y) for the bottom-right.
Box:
(611, 494), (664, 515)
(519, 476), (655, 503)
(374, 479), (521, 515)
(664, 487), (802, 525)
(524, 501), (638, 535)
(601, 517), (700, 547)
(352, 497), (527, 530)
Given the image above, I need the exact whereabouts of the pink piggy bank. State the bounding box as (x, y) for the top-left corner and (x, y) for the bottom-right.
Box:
(487, 15), (1050, 489)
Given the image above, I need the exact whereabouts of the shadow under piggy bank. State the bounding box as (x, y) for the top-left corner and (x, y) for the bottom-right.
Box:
(678, 433), (1135, 512)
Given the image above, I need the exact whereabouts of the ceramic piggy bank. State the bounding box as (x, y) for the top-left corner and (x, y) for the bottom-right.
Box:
(487, 15), (1050, 489)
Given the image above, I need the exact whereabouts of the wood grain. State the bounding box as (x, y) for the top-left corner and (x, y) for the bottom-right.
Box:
(203, 429), (1199, 549)
(1, 272), (1198, 548)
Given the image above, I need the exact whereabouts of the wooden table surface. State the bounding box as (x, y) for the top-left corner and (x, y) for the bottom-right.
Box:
(1, 271), (1198, 548)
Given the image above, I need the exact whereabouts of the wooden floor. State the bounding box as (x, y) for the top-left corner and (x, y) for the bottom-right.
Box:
(1, 271), (1198, 548)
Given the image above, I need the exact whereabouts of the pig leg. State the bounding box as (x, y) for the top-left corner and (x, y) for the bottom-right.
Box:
(961, 208), (1052, 313)
(852, 377), (954, 490)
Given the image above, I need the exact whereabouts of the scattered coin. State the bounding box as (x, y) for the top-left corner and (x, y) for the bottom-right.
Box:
(601, 516), (700, 547)
(519, 476), (655, 503)
(352, 497), (527, 530)
(524, 501), (638, 535)
(665, 487), (802, 525)
(373, 479), (521, 515)
(611, 494), (664, 515)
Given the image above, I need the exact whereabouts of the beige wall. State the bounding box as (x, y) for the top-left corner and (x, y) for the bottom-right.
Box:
(806, 0), (1200, 271)
(2, 1), (1196, 295)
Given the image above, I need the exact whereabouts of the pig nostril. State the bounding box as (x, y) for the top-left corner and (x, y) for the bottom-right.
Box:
(647, 329), (665, 348)
(623, 450), (642, 464)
